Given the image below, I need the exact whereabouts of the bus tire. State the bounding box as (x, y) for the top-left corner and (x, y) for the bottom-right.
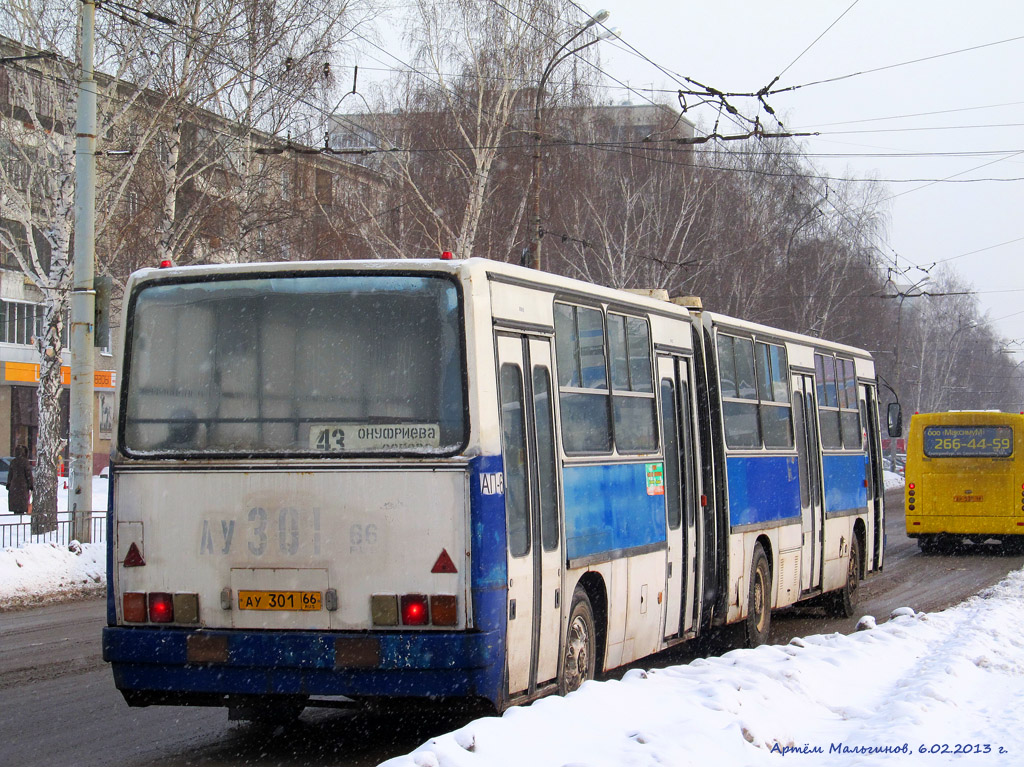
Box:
(744, 543), (771, 648)
(828, 536), (860, 618)
(560, 587), (596, 695)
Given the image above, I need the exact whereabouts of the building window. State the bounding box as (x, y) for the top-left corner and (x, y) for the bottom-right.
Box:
(125, 190), (141, 218)
(2, 300), (67, 348)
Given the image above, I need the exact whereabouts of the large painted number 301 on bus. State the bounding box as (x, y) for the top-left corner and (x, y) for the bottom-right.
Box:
(102, 257), (887, 720)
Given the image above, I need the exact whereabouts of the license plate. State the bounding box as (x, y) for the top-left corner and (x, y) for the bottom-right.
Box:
(237, 590), (322, 611)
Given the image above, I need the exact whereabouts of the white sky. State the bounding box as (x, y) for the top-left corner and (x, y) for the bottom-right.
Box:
(588, 0), (1024, 349)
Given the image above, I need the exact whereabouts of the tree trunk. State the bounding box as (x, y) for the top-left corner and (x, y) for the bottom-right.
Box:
(31, 298), (67, 536)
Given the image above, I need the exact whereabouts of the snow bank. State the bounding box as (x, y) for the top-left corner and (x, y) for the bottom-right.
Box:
(0, 477), (109, 609)
(0, 540), (105, 608)
(883, 469), (905, 491)
(383, 570), (1024, 767)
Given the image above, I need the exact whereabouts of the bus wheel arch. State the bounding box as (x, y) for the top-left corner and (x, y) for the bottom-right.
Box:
(560, 574), (606, 695)
(827, 528), (862, 618)
(852, 520), (867, 580)
(744, 540), (772, 647)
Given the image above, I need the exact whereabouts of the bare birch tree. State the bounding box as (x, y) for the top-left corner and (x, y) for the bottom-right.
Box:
(0, 2), (163, 533)
(350, 0), (599, 260)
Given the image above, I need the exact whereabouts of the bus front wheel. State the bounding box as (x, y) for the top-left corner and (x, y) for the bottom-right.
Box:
(744, 544), (771, 647)
(560, 587), (596, 695)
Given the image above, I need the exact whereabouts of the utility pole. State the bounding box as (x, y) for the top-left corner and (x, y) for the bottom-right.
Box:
(528, 10), (615, 271)
(70, 0), (97, 543)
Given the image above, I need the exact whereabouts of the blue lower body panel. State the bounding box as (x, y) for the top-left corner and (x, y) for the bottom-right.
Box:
(726, 455), (801, 527)
(823, 453), (869, 515)
(103, 625), (505, 705)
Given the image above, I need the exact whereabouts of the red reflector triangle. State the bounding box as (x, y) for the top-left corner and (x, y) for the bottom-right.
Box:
(431, 548), (457, 574)
(123, 542), (146, 567)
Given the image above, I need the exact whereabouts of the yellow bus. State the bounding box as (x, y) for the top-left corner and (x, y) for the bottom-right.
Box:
(905, 410), (1024, 552)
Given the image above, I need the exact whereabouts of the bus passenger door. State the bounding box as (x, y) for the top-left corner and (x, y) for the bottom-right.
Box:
(658, 356), (700, 640)
(861, 385), (884, 570)
(792, 374), (824, 592)
(497, 334), (562, 698)
(658, 357), (685, 639)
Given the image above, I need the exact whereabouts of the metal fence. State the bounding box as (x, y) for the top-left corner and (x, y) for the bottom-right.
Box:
(0, 513), (106, 549)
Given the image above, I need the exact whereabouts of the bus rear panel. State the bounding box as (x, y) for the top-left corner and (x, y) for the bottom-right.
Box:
(103, 265), (511, 710)
(905, 411), (1024, 549)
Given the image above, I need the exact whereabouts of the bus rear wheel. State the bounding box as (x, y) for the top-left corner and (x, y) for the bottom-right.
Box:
(560, 587), (596, 695)
(827, 536), (860, 618)
(744, 543), (771, 648)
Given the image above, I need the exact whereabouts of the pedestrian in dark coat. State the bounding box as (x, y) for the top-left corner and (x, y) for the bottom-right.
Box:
(6, 445), (33, 515)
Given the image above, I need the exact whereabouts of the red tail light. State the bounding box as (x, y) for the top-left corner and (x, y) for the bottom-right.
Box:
(148, 592), (175, 623)
(400, 594), (429, 625)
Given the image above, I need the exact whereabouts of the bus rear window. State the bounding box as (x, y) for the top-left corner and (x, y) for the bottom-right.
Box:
(922, 425), (1013, 458)
(122, 273), (465, 456)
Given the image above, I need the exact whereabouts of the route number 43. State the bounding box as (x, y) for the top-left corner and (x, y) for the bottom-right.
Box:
(315, 428), (345, 450)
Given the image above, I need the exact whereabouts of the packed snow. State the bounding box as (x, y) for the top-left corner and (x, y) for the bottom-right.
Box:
(7, 467), (1023, 765)
(0, 477), (108, 608)
(385, 569), (1024, 767)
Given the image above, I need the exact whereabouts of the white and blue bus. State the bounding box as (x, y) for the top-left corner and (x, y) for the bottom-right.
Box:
(102, 257), (885, 718)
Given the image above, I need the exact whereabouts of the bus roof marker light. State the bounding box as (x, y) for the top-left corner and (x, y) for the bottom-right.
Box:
(431, 548), (458, 574)
(123, 541), (145, 567)
(440, 251), (453, 260)
(159, 259), (173, 268)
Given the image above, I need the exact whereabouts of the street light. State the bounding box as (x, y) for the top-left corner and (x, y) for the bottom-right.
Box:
(888, 275), (928, 465)
(528, 10), (617, 271)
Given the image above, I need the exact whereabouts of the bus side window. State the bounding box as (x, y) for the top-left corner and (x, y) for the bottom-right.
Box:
(814, 353), (842, 449)
(660, 379), (682, 530)
(609, 314), (657, 453)
(533, 366), (559, 552)
(499, 364), (530, 558)
(718, 334), (760, 449)
(554, 303), (611, 454)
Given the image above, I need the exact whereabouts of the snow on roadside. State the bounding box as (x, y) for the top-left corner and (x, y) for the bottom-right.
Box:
(0, 540), (105, 609)
(383, 569), (1024, 767)
(883, 468), (905, 491)
(0, 477), (109, 609)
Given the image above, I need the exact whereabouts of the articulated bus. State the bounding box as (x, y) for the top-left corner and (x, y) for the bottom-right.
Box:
(102, 257), (885, 719)
(905, 411), (1024, 552)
